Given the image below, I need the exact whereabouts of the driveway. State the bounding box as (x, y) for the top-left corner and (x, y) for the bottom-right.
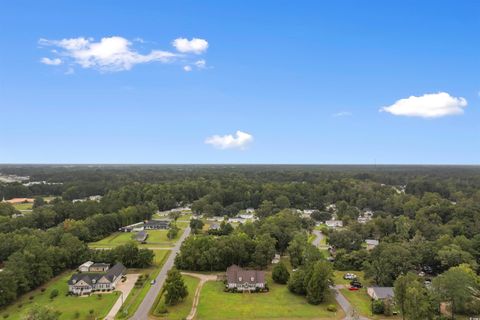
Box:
(133, 226), (191, 319)
(333, 285), (370, 320)
(181, 272), (218, 320)
(312, 229), (329, 250)
(104, 273), (140, 320)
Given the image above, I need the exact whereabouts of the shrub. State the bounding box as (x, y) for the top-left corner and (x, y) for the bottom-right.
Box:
(3, 314), (9, 318)
(89, 309), (95, 315)
(29, 296), (34, 300)
(372, 300), (384, 314)
(74, 311), (80, 319)
(49, 289), (59, 300)
(327, 304), (337, 312)
(40, 288), (46, 293)
(156, 301), (168, 314)
(272, 262), (290, 284)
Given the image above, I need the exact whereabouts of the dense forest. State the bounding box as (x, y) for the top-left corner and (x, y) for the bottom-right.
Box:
(0, 165), (479, 317)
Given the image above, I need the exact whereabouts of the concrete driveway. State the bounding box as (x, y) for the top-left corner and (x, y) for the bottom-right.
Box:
(104, 273), (140, 320)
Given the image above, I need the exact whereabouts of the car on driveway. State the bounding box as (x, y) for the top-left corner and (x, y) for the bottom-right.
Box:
(343, 273), (357, 280)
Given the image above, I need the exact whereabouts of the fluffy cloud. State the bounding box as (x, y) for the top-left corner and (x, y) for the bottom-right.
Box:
(195, 59), (206, 68)
(380, 92), (467, 118)
(183, 65), (192, 72)
(40, 57), (62, 65)
(39, 36), (177, 72)
(172, 38), (208, 54)
(205, 130), (253, 150)
(39, 36), (209, 72)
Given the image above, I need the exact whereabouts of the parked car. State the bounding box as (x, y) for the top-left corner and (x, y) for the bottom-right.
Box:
(350, 280), (363, 288)
(348, 286), (359, 291)
(343, 273), (357, 280)
(151, 279), (156, 285)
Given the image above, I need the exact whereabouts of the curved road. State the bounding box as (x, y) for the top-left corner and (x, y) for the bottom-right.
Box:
(311, 229), (325, 247)
(132, 226), (191, 319)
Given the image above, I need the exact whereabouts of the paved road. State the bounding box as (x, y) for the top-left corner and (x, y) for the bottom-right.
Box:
(132, 227), (191, 319)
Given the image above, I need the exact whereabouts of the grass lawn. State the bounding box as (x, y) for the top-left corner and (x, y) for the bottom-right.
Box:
(89, 228), (183, 249)
(116, 250), (171, 319)
(195, 276), (344, 320)
(340, 289), (401, 320)
(332, 270), (367, 286)
(12, 203), (33, 210)
(151, 275), (200, 319)
(0, 272), (119, 320)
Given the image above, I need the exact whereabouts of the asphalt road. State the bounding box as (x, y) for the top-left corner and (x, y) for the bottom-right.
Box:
(132, 226), (191, 319)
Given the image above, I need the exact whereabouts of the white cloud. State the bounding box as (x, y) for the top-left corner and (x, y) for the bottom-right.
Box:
(380, 92), (467, 118)
(195, 59), (206, 68)
(172, 38), (208, 54)
(183, 65), (192, 72)
(205, 130), (253, 150)
(40, 57), (62, 65)
(39, 36), (179, 72)
(332, 111), (352, 117)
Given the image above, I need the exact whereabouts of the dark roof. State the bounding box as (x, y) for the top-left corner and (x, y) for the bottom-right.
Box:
(90, 263), (109, 268)
(135, 230), (148, 241)
(145, 220), (169, 226)
(226, 265), (265, 285)
(68, 263), (126, 286)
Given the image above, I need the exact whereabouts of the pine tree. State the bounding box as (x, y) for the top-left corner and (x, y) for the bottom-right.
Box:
(164, 268), (188, 306)
(272, 262), (290, 284)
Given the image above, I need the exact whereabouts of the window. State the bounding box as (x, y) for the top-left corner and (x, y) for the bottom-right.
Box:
(250, 277), (254, 282)
(238, 277), (242, 282)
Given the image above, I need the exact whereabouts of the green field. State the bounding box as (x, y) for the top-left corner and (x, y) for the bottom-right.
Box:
(151, 275), (200, 320)
(12, 203), (33, 210)
(195, 276), (343, 320)
(116, 250), (171, 319)
(0, 272), (119, 320)
(89, 228), (183, 249)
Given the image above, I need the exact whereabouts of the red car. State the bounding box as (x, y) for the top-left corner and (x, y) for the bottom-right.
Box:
(348, 286), (359, 291)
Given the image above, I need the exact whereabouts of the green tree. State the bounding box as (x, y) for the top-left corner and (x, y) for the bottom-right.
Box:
(394, 272), (419, 320)
(164, 268), (188, 306)
(272, 262), (290, 284)
(189, 219), (204, 234)
(287, 268), (306, 295)
(306, 261), (333, 305)
(433, 264), (480, 318)
(404, 282), (436, 320)
(167, 226), (179, 240)
(275, 196), (290, 210)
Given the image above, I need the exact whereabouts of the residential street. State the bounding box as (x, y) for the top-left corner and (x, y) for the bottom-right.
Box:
(132, 226), (191, 319)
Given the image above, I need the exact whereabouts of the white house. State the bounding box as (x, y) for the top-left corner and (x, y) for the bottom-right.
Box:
(325, 219), (343, 228)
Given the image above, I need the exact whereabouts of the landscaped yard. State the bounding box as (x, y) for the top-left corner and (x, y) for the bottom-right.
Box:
(195, 276), (344, 320)
(151, 275), (200, 319)
(0, 272), (119, 320)
(89, 228), (183, 249)
(116, 250), (171, 319)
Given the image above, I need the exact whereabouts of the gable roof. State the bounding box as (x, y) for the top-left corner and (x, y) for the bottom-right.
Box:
(68, 263), (126, 286)
(226, 265), (265, 285)
(369, 287), (394, 299)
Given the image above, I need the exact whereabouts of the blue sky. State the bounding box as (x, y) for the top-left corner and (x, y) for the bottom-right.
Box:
(1, 0), (479, 164)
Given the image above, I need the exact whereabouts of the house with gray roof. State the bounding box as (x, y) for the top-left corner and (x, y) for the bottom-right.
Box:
(68, 263), (126, 295)
(135, 230), (148, 242)
(367, 287), (394, 300)
(226, 265), (267, 292)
